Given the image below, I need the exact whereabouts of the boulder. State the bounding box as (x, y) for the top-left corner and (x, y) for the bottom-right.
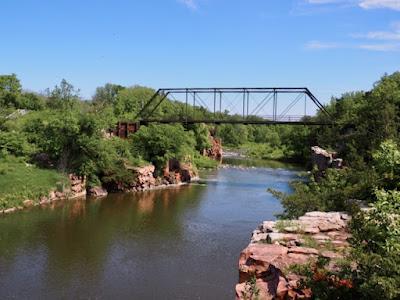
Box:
(239, 244), (288, 282)
(311, 146), (332, 171)
(259, 221), (276, 233)
(88, 186), (108, 197)
(4, 207), (17, 214)
(23, 200), (34, 208)
(311, 146), (343, 178)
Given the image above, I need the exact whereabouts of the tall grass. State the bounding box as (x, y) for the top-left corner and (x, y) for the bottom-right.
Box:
(0, 156), (68, 209)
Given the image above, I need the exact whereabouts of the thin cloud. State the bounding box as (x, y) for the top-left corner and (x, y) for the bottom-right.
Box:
(351, 22), (400, 41)
(353, 31), (400, 40)
(305, 40), (400, 51)
(304, 0), (400, 10)
(305, 41), (342, 49)
(359, 0), (400, 10)
(178, 0), (198, 10)
(358, 43), (400, 51)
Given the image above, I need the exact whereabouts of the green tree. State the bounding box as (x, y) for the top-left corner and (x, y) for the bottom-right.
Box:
(46, 79), (80, 109)
(131, 124), (196, 172)
(0, 74), (22, 108)
(93, 83), (125, 105)
(373, 139), (400, 187)
(113, 86), (155, 119)
(351, 189), (400, 299)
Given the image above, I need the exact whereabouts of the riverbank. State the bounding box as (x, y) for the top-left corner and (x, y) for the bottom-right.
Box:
(224, 143), (305, 165)
(0, 159), (203, 215)
(236, 211), (352, 300)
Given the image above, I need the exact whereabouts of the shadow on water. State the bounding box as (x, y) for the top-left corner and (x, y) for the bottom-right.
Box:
(0, 160), (300, 299)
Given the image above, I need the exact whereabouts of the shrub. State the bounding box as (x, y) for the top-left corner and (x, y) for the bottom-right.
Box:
(131, 124), (196, 172)
(350, 189), (400, 299)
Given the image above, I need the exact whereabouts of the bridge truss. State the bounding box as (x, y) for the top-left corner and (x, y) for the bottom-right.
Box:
(135, 88), (332, 126)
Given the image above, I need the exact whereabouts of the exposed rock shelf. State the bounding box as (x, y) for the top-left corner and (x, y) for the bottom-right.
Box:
(236, 211), (352, 300)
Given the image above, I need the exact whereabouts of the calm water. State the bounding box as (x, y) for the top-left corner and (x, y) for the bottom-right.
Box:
(0, 159), (300, 299)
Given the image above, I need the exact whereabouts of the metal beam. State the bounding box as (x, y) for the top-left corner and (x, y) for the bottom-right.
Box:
(135, 87), (333, 126)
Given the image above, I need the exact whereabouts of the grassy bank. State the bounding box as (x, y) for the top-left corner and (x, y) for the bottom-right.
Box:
(193, 155), (219, 169)
(224, 142), (304, 164)
(0, 156), (69, 209)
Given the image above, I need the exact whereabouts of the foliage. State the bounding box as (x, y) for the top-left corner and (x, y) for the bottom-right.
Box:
(0, 155), (69, 209)
(276, 137), (400, 299)
(269, 167), (378, 218)
(350, 189), (400, 299)
(0, 74), (21, 94)
(93, 83), (125, 106)
(131, 124), (196, 172)
(113, 86), (155, 120)
(190, 123), (212, 152)
(240, 142), (285, 160)
(372, 139), (400, 189)
(193, 154), (219, 169)
(216, 124), (249, 147)
(45, 79), (81, 109)
(287, 257), (358, 300)
(241, 276), (260, 300)
(0, 131), (34, 157)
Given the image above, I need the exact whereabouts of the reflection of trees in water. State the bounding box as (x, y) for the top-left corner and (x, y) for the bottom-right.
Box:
(0, 185), (207, 294)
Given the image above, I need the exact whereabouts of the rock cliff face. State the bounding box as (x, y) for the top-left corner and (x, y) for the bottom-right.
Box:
(203, 135), (223, 161)
(163, 159), (198, 185)
(103, 159), (198, 193)
(236, 212), (351, 300)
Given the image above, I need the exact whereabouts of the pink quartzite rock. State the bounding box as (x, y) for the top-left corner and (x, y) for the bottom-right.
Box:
(236, 211), (353, 299)
(288, 246), (319, 256)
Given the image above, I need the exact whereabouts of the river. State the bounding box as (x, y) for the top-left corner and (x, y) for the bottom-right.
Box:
(0, 158), (300, 299)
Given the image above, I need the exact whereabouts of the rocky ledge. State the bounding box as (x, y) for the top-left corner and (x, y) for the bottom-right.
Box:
(102, 159), (199, 193)
(236, 211), (351, 300)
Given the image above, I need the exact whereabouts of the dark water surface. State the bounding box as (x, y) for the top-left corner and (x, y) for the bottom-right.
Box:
(0, 159), (300, 299)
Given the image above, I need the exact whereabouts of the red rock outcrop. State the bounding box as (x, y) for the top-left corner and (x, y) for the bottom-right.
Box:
(203, 135), (223, 161)
(236, 212), (352, 300)
(132, 165), (157, 191)
(163, 159), (198, 185)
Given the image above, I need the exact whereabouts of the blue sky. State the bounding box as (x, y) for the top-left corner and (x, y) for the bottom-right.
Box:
(1, 0), (399, 104)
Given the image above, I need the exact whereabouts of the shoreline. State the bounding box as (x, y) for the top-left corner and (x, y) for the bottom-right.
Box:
(0, 154), (298, 216)
(0, 176), (202, 216)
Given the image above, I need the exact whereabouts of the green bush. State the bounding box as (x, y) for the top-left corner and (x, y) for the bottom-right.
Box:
(0, 155), (69, 209)
(240, 142), (285, 160)
(0, 131), (34, 157)
(350, 189), (400, 299)
(269, 168), (378, 219)
(131, 124), (196, 172)
(193, 154), (219, 169)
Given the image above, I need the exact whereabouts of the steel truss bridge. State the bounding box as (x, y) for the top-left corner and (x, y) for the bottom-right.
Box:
(135, 87), (333, 126)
